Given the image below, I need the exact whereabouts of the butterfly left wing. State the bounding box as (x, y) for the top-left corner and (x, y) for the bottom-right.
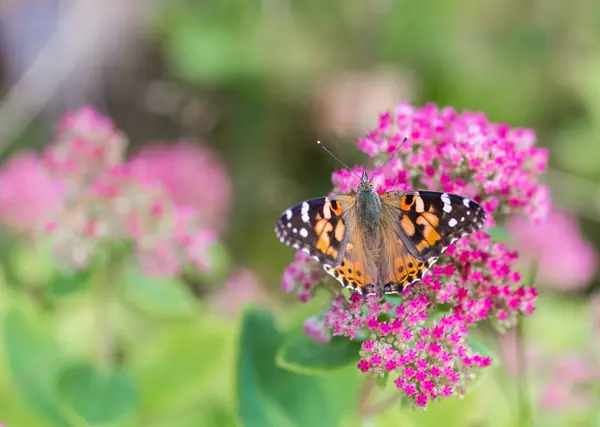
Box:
(275, 195), (378, 295)
(379, 190), (486, 294)
(275, 196), (353, 269)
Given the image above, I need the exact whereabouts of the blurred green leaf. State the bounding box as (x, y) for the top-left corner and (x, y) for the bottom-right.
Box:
(48, 269), (91, 298)
(3, 304), (70, 426)
(238, 308), (354, 427)
(10, 242), (55, 285)
(487, 226), (513, 243)
(131, 317), (233, 416)
(276, 333), (361, 374)
(122, 264), (197, 318)
(467, 335), (496, 362)
(57, 362), (137, 425)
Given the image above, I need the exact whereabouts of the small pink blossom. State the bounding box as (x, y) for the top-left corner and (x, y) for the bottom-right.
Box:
(129, 142), (232, 230)
(211, 268), (269, 316)
(507, 208), (597, 290)
(0, 152), (64, 235)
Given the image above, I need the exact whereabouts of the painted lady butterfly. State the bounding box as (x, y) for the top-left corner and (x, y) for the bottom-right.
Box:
(275, 138), (486, 296)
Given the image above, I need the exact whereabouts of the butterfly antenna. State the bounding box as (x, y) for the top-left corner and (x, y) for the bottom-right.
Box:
(369, 136), (408, 182)
(316, 141), (363, 181)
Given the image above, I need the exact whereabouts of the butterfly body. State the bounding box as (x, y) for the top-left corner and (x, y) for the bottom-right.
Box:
(276, 173), (486, 297)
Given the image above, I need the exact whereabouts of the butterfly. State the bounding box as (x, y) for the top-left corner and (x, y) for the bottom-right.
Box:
(274, 138), (487, 296)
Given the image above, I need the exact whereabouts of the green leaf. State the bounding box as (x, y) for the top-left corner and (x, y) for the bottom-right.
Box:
(487, 226), (513, 243)
(238, 308), (358, 427)
(466, 334), (497, 392)
(122, 264), (197, 318)
(10, 241), (55, 285)
(376, 371), (390, 389)
(467, 335), (496, 361)
(48, 269), (92, 298)
(57, 362), (137, 425)
(276, 333), (361, 374)
(130, 317), (233, 415)
(3, 305), (70, 426)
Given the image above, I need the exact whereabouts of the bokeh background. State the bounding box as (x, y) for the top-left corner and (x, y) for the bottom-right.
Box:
(1, 1), (600, 426)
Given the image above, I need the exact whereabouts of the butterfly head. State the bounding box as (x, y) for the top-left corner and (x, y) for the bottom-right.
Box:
(357, 172), (374, 193)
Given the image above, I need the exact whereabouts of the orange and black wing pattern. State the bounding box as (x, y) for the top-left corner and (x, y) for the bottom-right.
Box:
(379, 190), (486, 293)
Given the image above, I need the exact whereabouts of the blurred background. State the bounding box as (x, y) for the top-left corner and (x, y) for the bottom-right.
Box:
(0, 0), (599, 426)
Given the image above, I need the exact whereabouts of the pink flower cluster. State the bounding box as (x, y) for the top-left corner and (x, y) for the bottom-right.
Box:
(329, 294), (491, 407)
(416, 230), (537, 330)
(281, 103), (550, 408)
(0, 107), (231, 276)
(508, 208), (598, 291)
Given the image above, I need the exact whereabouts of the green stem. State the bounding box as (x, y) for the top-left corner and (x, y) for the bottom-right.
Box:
(358, 375), (400, 420)
(516, 317), (531, 427)
(93, 260), (114, 367)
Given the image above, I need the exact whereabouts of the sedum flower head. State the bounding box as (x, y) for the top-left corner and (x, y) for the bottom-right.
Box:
(281, 102), (550, 408)
(0, 107), (230, 277)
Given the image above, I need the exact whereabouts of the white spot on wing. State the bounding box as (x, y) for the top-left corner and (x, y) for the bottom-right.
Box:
(463, 198), (471, 207)
(286, 209), (292, 220)
(292, 228), (298, 233)
(301, 202), (310, 223)
(299, 228), (308, 238)
(448, 218), (458, 227)
(441, 193), (452, 213)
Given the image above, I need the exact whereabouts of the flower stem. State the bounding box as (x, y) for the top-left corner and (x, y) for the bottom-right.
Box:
(93, 259), (114, 367)
(358, 375), (400, 419)
(516, 317), (531, 427)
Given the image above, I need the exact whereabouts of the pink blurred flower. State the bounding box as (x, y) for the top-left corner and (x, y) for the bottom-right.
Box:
(211, 268), (268, 315)
(314, 68), (416, 136)
(540, 354), (596, 412)
(0, 152), (64, 235)
(507, 208), (597, 290)
(279, 102), (549, 409)
(3, 106), (230, 277)
(129, 142), (232, 230)
(497, 329), (540, 376)
(44, 106), (126, 182)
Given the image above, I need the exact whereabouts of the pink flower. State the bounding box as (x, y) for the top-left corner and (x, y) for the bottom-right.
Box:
(211, 268), (269, 316)
(507, 208), (597, 290)
(129, 142), (232, 230)
(279, 102), (549, 409)
(539, 354), (596, 413)
(4, 107), (230, 277)
(0, 152), (64, 235)
(497, 329), (540, 377)
(44, 106), (126, 182)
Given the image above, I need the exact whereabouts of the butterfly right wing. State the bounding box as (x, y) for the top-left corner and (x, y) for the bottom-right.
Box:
(275, 195), (377, 295)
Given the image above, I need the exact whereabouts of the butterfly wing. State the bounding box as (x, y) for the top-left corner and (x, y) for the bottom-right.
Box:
(275, 195), (377, 295)
(379, 190), (486, 294)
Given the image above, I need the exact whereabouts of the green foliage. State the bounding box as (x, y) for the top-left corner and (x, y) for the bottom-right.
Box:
(488, 226), (513, 243)
(2, 304), (70, 426)
(57, 362), (137, 424)
(276, 333), (362, 374)
(122, 264), (198, 318)
(237, 308), (361, 427)
(48, 269), (92, 298)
